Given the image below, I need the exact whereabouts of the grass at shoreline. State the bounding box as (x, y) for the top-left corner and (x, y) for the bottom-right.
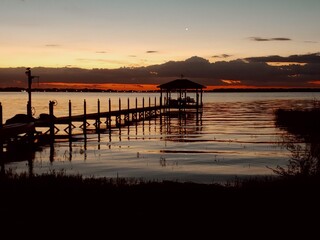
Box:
(2, 170), (320, 207)
(1, 170), (320, 235)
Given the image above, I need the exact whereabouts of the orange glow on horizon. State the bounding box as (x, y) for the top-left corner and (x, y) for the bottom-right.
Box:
(34, 82), (316, 91)
(308, 81), (320, 85)
(38, 82), (159, 91)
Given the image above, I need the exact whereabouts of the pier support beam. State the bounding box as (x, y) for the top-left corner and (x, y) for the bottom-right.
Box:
(49, 101), (55, 140)
(0, 102), (2, 161)
(95, 99), (101, 131)
(0, 102), (2, 127)
(106, 98), (112, 130)
(124, 98), (130, 124)
(83, 99), (87, 138)
(68, 100), (72, 138)
(116, 98), (121, 127)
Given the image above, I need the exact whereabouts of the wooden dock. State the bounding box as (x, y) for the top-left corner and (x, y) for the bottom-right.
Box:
(35, 97), (165, 137)
(0, 94), (203, 158)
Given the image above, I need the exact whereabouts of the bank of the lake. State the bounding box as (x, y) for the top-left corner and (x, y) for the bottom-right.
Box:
(1, 171), (319, 236)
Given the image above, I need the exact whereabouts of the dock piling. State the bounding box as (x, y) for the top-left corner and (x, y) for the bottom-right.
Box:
(107, 98), (112, 130)
(68, 100), (72, 137)
(1, 90), (202, 148)
(134, 97), (138, 121)
(83, 99), (87, 137)
(0, 102), (2, 128)
(142, 97), (145, 121)
(96, 99), (101, 131)
(116, 98), (121, 127)
(49, 101), (55, 139)
(125, 97), (130, 124)
(0, 102), (2, 157)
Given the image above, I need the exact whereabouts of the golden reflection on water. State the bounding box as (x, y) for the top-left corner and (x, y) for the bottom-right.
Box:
(2, 92), (320, 183)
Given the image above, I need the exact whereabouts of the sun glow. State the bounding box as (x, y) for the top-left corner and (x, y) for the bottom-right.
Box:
(37, 82), (159, 91)
(308, 81), (320, 85)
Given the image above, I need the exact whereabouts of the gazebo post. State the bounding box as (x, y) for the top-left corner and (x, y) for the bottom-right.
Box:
(200, 89), (203, 106)
(196, 88), (199, 108)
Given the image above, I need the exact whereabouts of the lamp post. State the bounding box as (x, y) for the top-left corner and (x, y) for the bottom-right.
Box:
(25, 68), (39, 117)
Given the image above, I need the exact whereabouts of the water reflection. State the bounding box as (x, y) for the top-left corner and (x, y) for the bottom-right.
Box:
(0, 141), (36, 176)
(3, 110), (203, 167)
(3, 97), (311, 182)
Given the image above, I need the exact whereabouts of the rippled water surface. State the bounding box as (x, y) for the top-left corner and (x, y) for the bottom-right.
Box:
(1, 91), (320, 183)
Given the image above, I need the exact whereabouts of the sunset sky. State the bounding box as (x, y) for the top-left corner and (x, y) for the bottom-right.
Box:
(0, 0), (319, 89)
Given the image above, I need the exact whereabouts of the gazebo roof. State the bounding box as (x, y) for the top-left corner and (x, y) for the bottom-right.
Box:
(157, 79), (206, 90)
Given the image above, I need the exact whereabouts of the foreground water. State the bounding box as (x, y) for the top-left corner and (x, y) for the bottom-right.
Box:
(1, 91), (320, 183)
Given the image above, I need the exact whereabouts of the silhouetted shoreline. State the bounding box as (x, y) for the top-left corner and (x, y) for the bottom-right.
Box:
(2, 87), (320, 93)
(1, 170), (319, 235)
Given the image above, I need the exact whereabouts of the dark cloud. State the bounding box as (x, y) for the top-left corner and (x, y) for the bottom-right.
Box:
(96, 51), (107, 54)
(146, 51), (158, 54)
(271, 37), (292, 41)
(1, 54), (320, 88)
(129, 55), (137, 57)
(212, 54), (232, 58)
(250, 37), (292, 42)
(246, 53), (320, 64)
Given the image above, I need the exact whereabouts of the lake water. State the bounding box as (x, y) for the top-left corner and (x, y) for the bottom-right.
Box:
(1, 91), (320, 183)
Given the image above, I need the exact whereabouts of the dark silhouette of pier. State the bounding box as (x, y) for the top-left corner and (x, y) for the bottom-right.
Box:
(38, 96), (164, 137)
(0, 69), (205, 159)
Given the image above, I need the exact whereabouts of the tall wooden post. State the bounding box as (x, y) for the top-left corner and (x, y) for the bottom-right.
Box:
(68, 100), (72, 138)
(25, 68), (38, 117)
(149, 97), (151, 120)
(159, 90), (163, 117)
(97, 99), (101, 142)
(142, 97), (145, 121)
(0, 102), (2, 158)
(26, 68), (32, 117)
(127, 97), (130, 123)
(135, 97), (138, 121)
(83, 99), (87, 137)
(96, 99), (101, 131)
(127, 97), (130, 138)
(49, 101), (55, 140)
(118, 98), (121, 127)
(0, 102), (2, 127)
(108, 98), (112, 134)
(135, 97), (138, 132)
(142, 97), (145, 136)
(154, 97), (157, 116)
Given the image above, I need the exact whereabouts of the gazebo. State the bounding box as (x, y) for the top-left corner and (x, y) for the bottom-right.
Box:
(157, 78), (206, 109)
